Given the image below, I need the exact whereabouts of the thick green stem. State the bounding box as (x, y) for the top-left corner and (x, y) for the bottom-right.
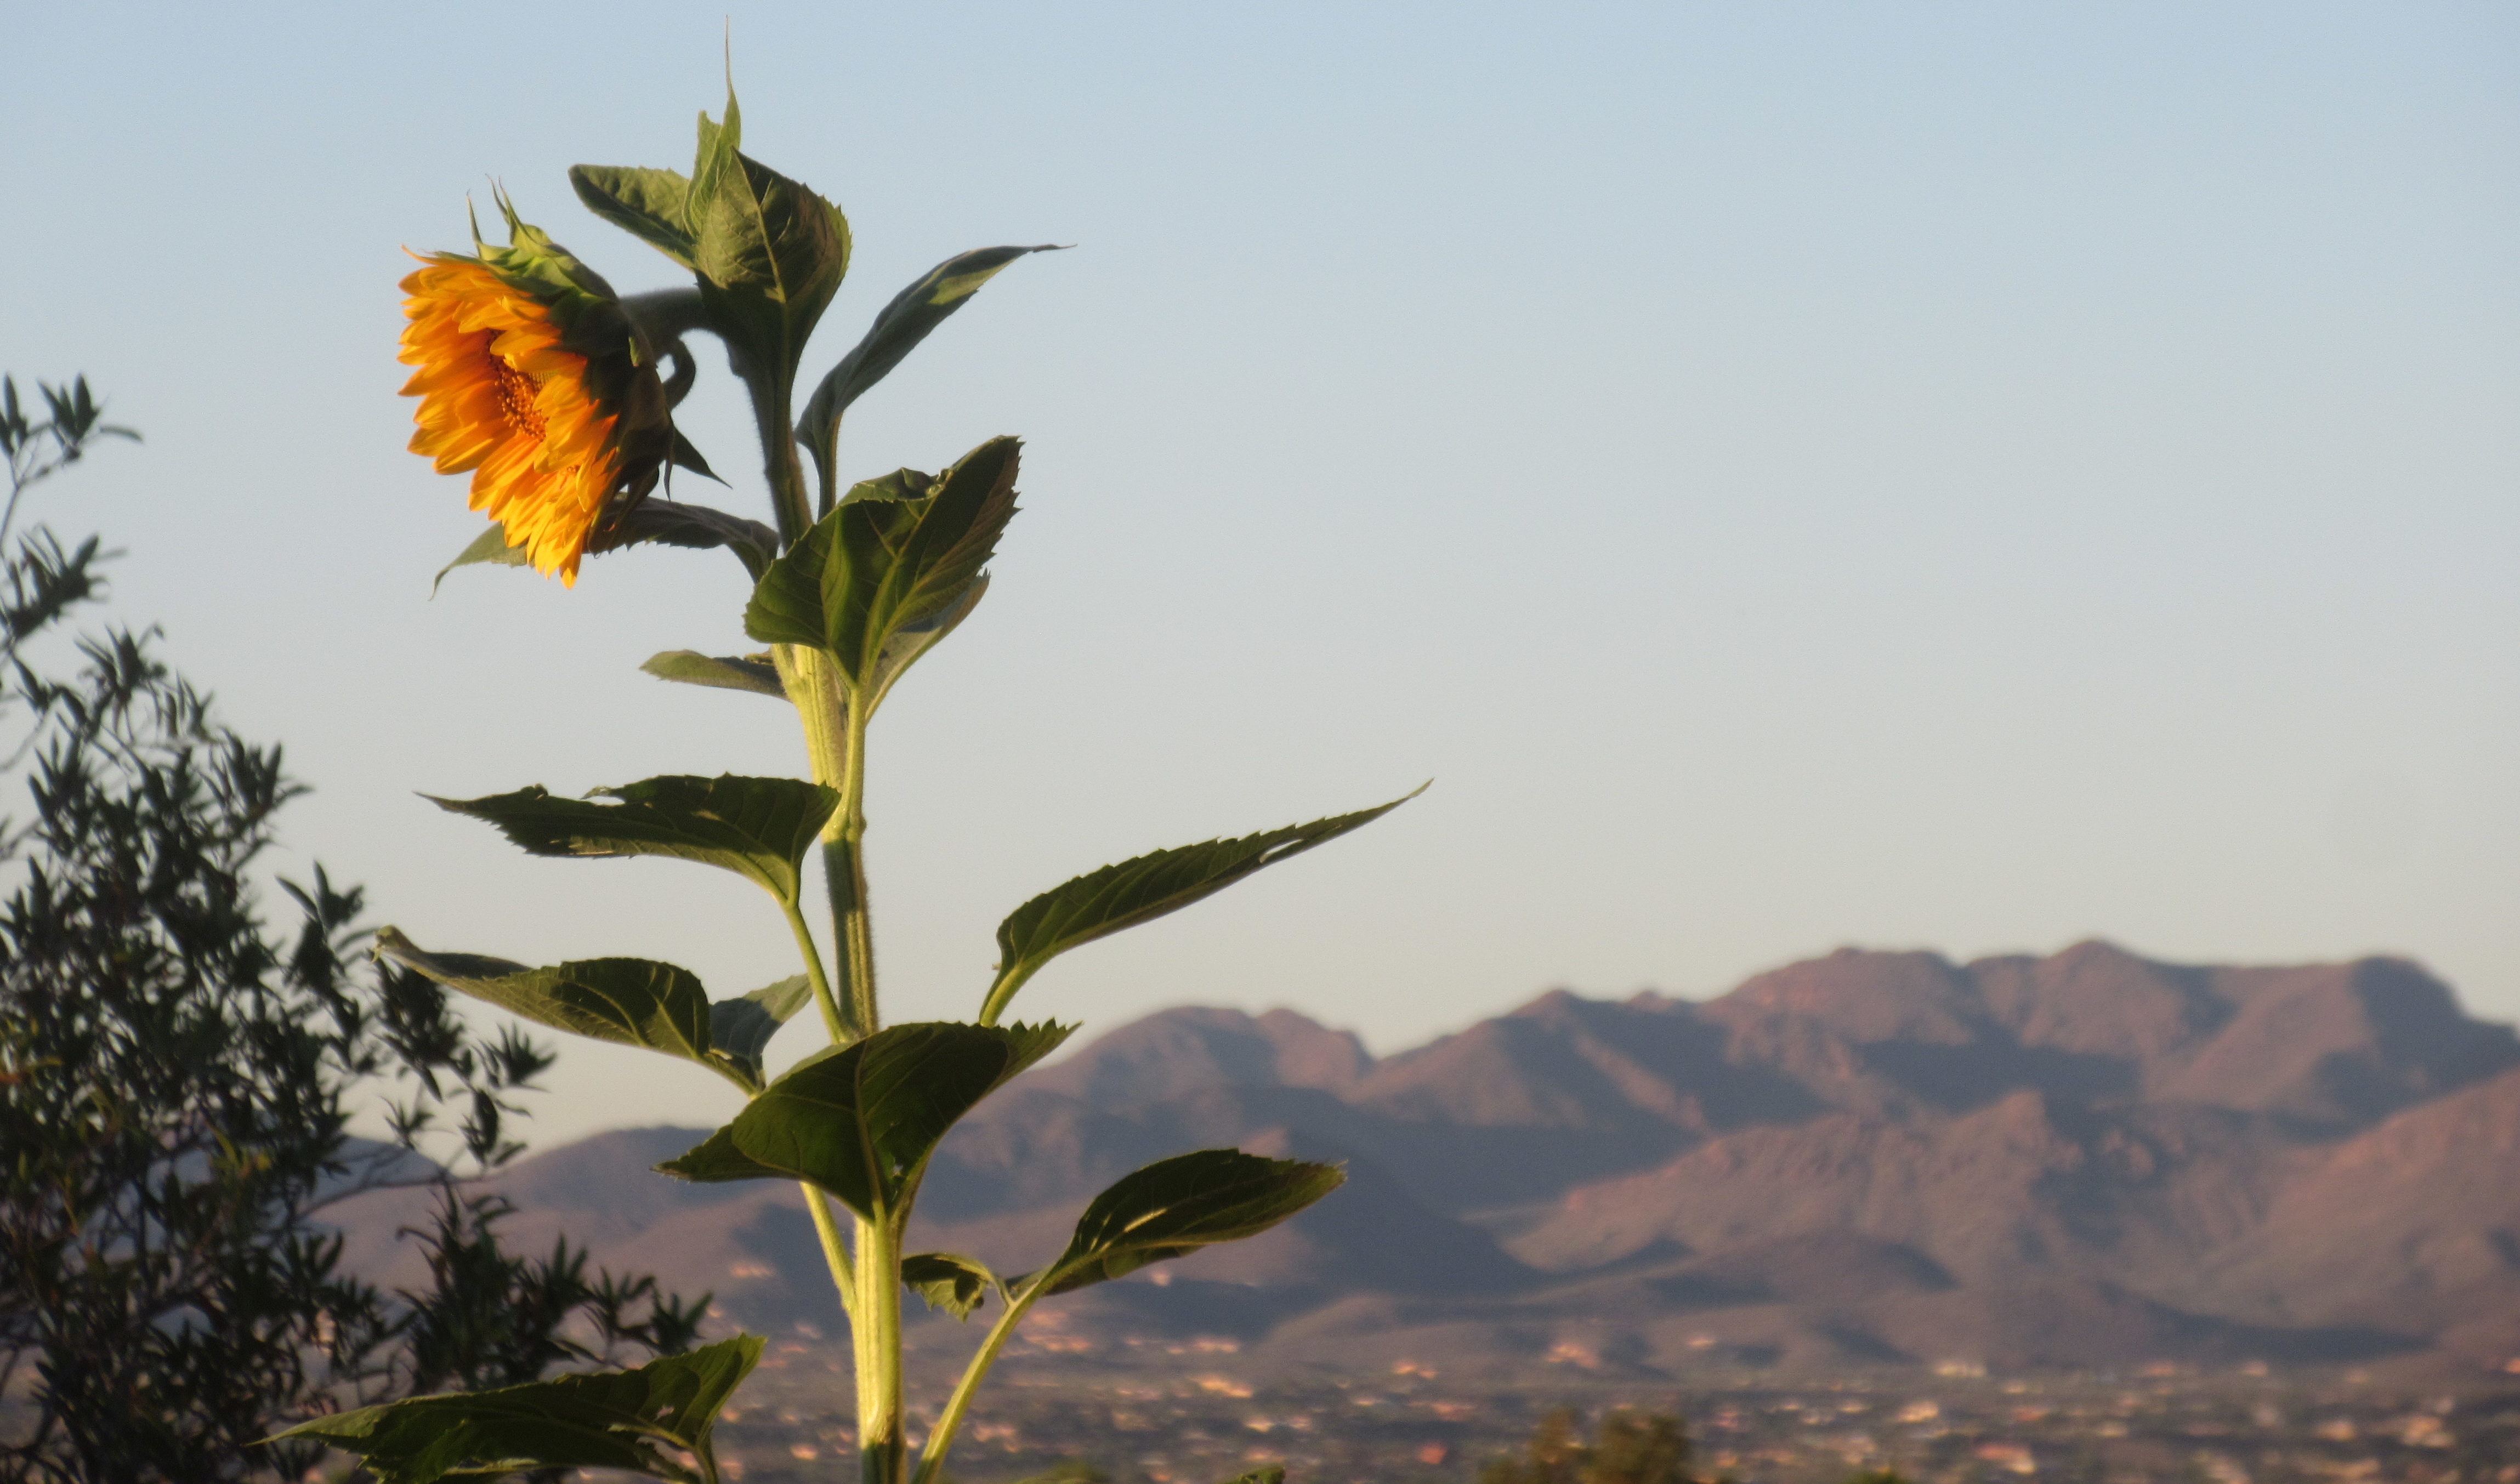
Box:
(747, 367), (814, 547)
(854, 1215), (907, 1484)
(828, 685), (878, 1039)
(910, 1280), (1049, 1484)
(776, 647), (867, 1041)
(777, 641), (898, 1480)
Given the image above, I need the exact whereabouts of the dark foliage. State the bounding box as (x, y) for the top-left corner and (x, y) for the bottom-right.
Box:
(0, 378), (703, 1484)
(1478, 1407), (1699, 1484)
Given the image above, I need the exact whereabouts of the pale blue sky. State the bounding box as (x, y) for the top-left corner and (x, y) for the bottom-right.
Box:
(8, 3), (2516, 1143)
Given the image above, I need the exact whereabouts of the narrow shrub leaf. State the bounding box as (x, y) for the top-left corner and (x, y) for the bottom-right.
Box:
(657, 1021), (1071, 1219)
(1038, 1150), (1344, 1296)
(268, 1334), (762, 1484)
(981, 785), (1424, 1024)
(427, 774), (839, 905)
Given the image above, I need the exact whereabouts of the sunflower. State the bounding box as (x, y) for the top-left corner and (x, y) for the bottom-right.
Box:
(398, 208), (668, 585)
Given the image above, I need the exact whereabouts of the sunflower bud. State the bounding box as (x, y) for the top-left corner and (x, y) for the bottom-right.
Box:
(397, 192), (672, 585)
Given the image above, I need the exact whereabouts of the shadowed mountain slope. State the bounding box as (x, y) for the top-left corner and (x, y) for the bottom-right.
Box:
(323, 942), (2520, 1375)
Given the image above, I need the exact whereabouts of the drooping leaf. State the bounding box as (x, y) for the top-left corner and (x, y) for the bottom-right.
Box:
(590, 498), (778, 578)
(979, 786), (1424, 1025)
(430, 523), (533, 594)
(707, 974), (814, 1088)
(658, 1021), (1071, 1220)
(268, 1334), (761, 1484)
(568, 164), (699, 268)
(643, 650), (788, 701)
(1034, 1150), (1343, 1297)
(796, 245), (1065, 499)
(902, 1250), (998, 1320)
(428, 774), (839, 906)
(742, 437), (1019, 691)
(373, 928), (762, 1088)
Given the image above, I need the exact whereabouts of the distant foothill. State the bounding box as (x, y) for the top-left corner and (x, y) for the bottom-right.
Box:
(323, 940), (2520, 1380)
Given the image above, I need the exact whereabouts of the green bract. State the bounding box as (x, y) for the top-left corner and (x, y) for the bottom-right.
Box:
(341, 69), (1414, 1484)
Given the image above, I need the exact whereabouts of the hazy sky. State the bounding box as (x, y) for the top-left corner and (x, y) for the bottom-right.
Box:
(8, 3), (2515, 1145)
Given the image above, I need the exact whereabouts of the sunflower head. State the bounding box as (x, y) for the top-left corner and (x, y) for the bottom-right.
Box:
(398, 193), (672, 585)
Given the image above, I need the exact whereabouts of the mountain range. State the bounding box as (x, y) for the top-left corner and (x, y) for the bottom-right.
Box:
(325, 941), (2520, 1380)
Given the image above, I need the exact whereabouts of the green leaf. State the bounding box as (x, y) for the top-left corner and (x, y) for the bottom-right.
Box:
(796, 245), (1066, 498)
(373, 928), (763, 1088)
(690, 89), (741, 220)
(872, 572), (987, 707)
(589, 498), (778, 578)
(568, 164), (698, 268)
(902, 1250), (998, 1320)
(1221, 1471), (1287, 1484)
(691, 148), (849, 383)
(430, 523), (532, 595)
(428, 774), (839, 906)
(980, 786), (1425, 1025)
(658, 1021), (1071, 1220)
(707, 974), (813, 1088)
(268, 1334), (761, 1484)
(1034, 1150), (1343, 1297)
(642, 650), (787, 701)
(742, 437), (1020, 691)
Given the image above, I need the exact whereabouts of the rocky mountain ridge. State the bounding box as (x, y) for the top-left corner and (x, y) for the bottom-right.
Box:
(323, 941), (2520, 1379)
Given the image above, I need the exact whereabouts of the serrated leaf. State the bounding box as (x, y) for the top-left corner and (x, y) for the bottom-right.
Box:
(268, 1334), (761, 1484)
(796, 245), (1065, 499)
(1034, 1150), (1343, 1297)
(842, 466), (934, 505)
(903, 1250), (998, 1320)
(658, 1021), (1071, 1220)
(692, 148), (848, 384)
(643, 650), (788, 701)
(373, 929), (750, 1085)
(979, 786), (1424, 1025)
(428, 774), (839, 906)
(707, 974), (813, 1089)
(430, 523), (533, 594)
(742, 437), (1019, 691)
(569, 164), (698, 268)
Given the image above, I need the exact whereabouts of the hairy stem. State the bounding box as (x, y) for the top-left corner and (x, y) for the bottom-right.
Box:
(854, 1215), (906, 1484)
(779, 641), (898, 1481)
(780, 899), (845, 1045)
